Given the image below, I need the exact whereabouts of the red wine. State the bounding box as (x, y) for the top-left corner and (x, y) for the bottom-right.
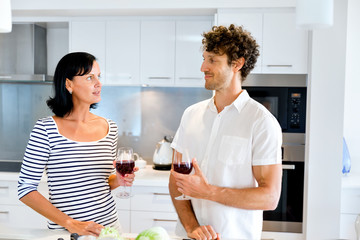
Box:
(116, 160), (135, 176)
(173, 163), (193, 174)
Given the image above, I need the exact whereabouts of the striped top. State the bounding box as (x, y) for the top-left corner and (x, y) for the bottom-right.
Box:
(18, 116), (119, 229)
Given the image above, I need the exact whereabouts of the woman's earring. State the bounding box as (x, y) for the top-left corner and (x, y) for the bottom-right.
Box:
(68, 90), (72, 94)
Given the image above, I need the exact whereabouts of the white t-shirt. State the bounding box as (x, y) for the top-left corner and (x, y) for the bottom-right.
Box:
(171, 90), (282, 240)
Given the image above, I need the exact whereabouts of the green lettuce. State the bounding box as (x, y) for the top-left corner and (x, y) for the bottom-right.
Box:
(135, 226), (170, 240)
(98, 226), (123, 240)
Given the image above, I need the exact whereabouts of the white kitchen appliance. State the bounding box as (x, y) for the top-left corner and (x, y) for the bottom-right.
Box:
(153, 136), (173, 170)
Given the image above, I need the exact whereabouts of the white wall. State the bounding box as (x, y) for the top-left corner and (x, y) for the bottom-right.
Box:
(344, 0), (360, 174)
(303, 0), (348, 239)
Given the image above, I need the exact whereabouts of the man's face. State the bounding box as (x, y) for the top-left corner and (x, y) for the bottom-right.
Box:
(200, 51), (234, 91)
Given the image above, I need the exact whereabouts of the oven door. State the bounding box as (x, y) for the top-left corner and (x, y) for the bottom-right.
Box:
(263, 161), (305, 233)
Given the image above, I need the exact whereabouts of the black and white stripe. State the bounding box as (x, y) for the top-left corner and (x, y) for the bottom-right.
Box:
(18, 116), (118, 229)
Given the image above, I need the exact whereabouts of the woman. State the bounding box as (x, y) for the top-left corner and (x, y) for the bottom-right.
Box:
(17, 52), (137, 236)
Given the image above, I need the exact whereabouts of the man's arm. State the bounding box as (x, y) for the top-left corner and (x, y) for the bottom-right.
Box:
(172, 159), (282, 210)
(169, 173), (219, 239)
(169, 173), (200, 233)
(208, 164), (282, 210)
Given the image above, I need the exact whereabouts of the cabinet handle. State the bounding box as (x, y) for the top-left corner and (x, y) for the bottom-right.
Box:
(148, 77), (171, 80)
(153, 193), (169, 196)
(0, 76), (12, 79)
(266, 65), (293, 67)
(0, 186), (9, 189)
(282, 164), (296, 170)
(178, 77), (202, 80)
(0, 211), (9, 214)
(153, 219), (177, 222)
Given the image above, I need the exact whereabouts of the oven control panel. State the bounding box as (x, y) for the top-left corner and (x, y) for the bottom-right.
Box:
(288, 88), (307, 133)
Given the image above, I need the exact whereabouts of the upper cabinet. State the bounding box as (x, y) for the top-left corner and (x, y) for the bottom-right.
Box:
(70, 20), (141, 86)
(262, 12), (308, 74)
(106, 20), (141, 85)
(175, 20), (213, 87)
(217, 9), (309, 74)
(69, 17), (213, 87)
(70, 21), (106, 78)
(140, 21), (176, 86)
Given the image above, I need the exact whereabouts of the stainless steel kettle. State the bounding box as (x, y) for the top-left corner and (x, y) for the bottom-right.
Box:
(153, 136), (173, 170)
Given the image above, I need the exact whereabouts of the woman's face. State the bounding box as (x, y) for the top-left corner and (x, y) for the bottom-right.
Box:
(66, 61), (102, 106)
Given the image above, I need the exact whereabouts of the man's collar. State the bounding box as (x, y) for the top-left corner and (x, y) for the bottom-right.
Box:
(207, 90), (250, 113)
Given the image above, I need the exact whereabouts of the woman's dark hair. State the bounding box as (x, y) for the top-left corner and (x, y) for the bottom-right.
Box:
(47, 52), (97, 117)
(202, 24), (260, 80)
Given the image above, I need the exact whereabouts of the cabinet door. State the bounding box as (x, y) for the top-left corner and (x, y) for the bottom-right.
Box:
(262, 12), (308, 74)
(131, 211), (177, 235)
(140, 21), (175, 86)
(131, 186), (175, 212)
(217, 10), (263, 74)
(70, 21), (106, 80)
(0, 205), (47, 229)
(106, 21), (140, 85)
(175, 20), (212, 87)
(117, 210), (131, 233)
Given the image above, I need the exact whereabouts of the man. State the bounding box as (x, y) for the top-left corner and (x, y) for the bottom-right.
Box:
(169, 24), (283, 240)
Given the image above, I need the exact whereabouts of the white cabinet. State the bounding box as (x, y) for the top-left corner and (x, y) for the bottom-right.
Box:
(140, 21), (176, 86)
(217, 10), (262, 74)
(70, 21), (106, 78)
(130, 186), (177, 234)
(217, 9), (308, 74)
(112, 188), (131, 233)
(106, 21), (141, 85)
(69, 18), (212, 87)
(340, 188), (360, 239)
(131, 211), (177, 235)
(0, 180), (48, 229)
(117, 210), (131, 233)
(175, 20), (212, 87)
(262, 12), (308, 74)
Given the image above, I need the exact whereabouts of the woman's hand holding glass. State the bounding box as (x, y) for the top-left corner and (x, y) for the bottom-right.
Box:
(114, 147), (138, 198)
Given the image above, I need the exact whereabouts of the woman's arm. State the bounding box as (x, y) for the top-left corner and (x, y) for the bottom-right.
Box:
(20, 191), (104, 236)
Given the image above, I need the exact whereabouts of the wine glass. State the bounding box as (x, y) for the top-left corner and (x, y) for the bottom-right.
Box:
(116, 147), (135, 198)
(172, 149), (193, 200)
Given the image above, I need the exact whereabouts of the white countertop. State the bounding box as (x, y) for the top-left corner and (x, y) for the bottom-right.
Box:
(3, 165), (360, 189)
(0, 225), (181, 240)
(342, 171), (360, 189)
(0, 165), (170, 187)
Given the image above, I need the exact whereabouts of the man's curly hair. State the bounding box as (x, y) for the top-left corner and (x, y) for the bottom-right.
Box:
(202, 24), (260, 80)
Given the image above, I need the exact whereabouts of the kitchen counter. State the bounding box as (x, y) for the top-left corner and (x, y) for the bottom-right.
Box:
(342, 171), (360, 189)
(0, 225), (181, 240)
(0, 165), (171, 187)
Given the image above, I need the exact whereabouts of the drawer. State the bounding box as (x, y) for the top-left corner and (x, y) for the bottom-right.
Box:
(131, 186), (175, 212)
(0, 181), (18, 204)
(0, 181), (49, 205)
(131, 211), (177, 234)
(341, 189), (360, 214)
(0, 205), (47, 229)
(117, 209), (130, 233)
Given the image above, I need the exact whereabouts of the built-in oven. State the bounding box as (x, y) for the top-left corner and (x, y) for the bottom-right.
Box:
(244, 84), (307, 233)
(262, 143), (305, 233)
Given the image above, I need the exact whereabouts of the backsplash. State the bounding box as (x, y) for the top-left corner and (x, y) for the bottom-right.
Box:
(0, 83), (211, 164)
